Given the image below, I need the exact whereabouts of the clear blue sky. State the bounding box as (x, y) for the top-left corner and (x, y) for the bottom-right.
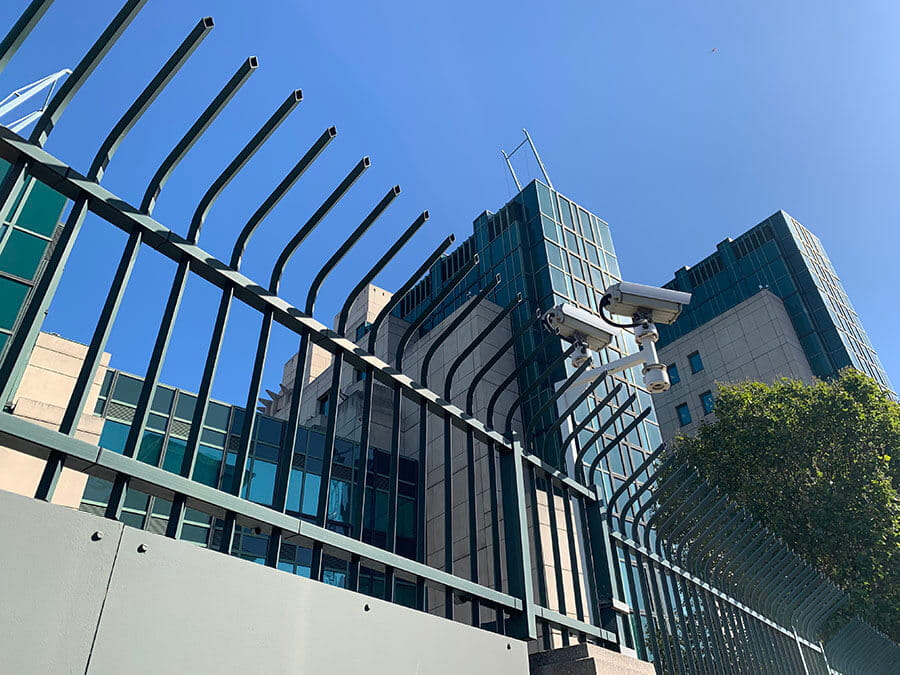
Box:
(2, 0), (898, 404)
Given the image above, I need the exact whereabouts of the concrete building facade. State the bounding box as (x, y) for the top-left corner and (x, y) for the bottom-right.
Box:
(655, 209), (892, 441)
(654, 290), (814, 439)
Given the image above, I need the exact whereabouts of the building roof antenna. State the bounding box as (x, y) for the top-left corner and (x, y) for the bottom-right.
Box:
(0, 69), (71, 133)
(500, 128), (554, 192)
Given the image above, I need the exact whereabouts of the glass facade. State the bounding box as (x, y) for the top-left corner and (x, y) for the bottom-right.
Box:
(659, 210), (893, 394)
(393, 179), (661, 502)
(82, 368), (419, 600)
(0, 159), (67, 358)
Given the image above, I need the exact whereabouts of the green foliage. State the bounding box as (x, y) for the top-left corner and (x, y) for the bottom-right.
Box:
(674, 369), (900, 641)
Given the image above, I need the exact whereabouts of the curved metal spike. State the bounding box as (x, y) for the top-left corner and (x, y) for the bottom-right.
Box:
(30, 0), (149, 147)
(269, 156), (369, 294)
(629, 463), (692, 545)
(444, 293), (522, 401)
(572, 390), (632, 474)
(0, 0), (57, 75)
(140, 56), (258, 215)
(485, 334), (557, 429)
(604, 442), (668, 530)
(50, 17), (215, 437)
(89, 17), (214, 182)
(502, 342), (578, 438)
(230, 126), (336, 269)
(464, 312), (539, 415)
(394, 254), (478, 371)
(539, 370), (607, 461)
(187, 88), (301, 243)
(365, 235), (455, 354)
(336, 210), (429, 336)
(0, 0), (148, 229)
(586, 405), (651, 487)
(305, 185), (400, 315)
(419, 274), (499, 388)
(521, 357), (591, 442)
(560, 383), (623, 469)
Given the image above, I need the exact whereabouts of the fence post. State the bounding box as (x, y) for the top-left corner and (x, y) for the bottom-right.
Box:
(584, 495), (629, 650)
(500, 435), (537, 640)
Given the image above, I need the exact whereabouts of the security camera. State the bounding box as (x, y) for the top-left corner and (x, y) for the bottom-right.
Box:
(542, 303), (613, 366)
(601, 281), (692, 325)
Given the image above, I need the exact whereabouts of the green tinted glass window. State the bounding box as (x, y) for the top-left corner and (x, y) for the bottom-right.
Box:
(541, 216), (558, 243)
(559, 197), (574, 229)
(163, 437), (186, 473)
(151, 386), (174, 414)
(193, 444), (222, 487)
(0, 276), (29, 330)
(174, 393), (196, 420)
(146, 413), (168, 431)
(256, 416), (283, 446)
(549, 266), (568, 298)
(14, 180), (65, 236)
(0, 229), (47, 280)
(137, 431), (164, 465)
(113, 375), (142, 405)
(536, 182), (554, 217)
(99, 420), (129, 453)
(205, 401), (231, 430)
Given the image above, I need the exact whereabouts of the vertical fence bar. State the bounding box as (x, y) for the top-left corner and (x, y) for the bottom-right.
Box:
(502, 436), (536, 641)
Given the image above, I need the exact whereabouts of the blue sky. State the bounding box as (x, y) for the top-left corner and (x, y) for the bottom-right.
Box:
(2, 0), (898, 403)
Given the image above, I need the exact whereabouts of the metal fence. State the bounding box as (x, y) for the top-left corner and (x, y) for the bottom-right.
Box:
(0, 3), (895, 674)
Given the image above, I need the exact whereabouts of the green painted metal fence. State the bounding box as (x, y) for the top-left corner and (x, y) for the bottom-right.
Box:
(0, 3), (895, 673)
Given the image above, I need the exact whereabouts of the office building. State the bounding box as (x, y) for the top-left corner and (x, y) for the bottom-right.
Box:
(265, 179), (663, 637)
(654, 209), (892, 439)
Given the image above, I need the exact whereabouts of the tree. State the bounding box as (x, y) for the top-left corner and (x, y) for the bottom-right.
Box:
(674, 369), (900, 641)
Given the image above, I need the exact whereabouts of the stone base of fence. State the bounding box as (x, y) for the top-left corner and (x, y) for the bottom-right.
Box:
(530, 643), (654, 674)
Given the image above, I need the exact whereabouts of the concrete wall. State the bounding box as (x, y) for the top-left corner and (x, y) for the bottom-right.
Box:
(0, 332), (108, 507)
(0, 488), (529, 675)
(264, 288), (595, 646)
(655, 290), (814, 441)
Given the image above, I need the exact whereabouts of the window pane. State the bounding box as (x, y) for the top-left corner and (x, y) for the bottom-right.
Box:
(82, 476), (112, 503)
(668, 364), (680, 385)
(287, 468), (304, 513)
(256, 416), (283, 446)
(174, 393), (196, 420)
(301, 473), (320, 516)
(193, 444), (222, 487)
(0, 277), (27, 330)
(137, 431), (164, 465)
(180, 523), (209, 546)
(163, 437), (187, 474)
(112, 375), (142, 405)
(13, 179), (65, 236)
(147, 413), (168, 431)
(99, 420), (130, 453)
(688, 351), (704, 373)
(0, 229), (46, 280)
(205, 402), (231, 430)
(248, 459), (276, 505)
(151, 386), (174, 414)
(676, 404), (692, 426)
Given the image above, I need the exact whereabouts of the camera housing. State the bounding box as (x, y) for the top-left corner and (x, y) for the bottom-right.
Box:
(602, 281), (692, 325)
(543, 303), (613, 356)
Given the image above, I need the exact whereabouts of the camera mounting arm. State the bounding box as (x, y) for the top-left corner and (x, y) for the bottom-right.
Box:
(570, 320), (669, 394)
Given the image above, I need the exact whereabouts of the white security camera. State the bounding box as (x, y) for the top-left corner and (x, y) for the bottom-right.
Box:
(543, 303), (613, 366)
(601, 281), (692, 325)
